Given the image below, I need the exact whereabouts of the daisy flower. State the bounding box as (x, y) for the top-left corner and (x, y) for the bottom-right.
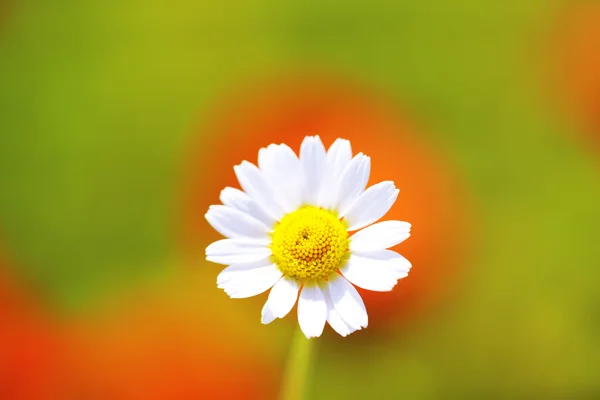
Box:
(205, 135), (412, 338)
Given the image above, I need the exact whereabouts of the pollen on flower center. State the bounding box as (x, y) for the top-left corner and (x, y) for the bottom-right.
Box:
(271, 206), (350, 281)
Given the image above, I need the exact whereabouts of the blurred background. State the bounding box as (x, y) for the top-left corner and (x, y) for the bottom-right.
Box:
(1, 0), (600, 398)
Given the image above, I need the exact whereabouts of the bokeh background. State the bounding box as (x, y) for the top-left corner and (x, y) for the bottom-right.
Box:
(1, 0), (600, 398)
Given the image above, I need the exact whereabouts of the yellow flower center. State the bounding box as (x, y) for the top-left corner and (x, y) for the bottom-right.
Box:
(271, 206), (350, 281)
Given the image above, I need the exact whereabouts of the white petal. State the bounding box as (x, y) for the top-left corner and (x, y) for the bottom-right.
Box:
(297, 285), (327, 338)
(218, 263), (282, 299)
(219, 187), (276, 227)
(300, 135), (327, 205)
(319, 138), (352, 208)
(349, 221), (411, 252)
(261, 304), (276, 324)
(234, 161), (285, 221)
(353, 249), (412, 275)
(333, 153), (371, 216)
(258, 144), (305, 213)
(205, 238), (272, 265)
(216, 257), (273, 286)
(342, 181), (399, 231)
(205, 205), (272, 239)
(320, 283), (356, 337)
(325, 275), (368, 330)
(261, 276), (300, 324)
(325, 302), (352, 337)
(340, 251), (408, 292)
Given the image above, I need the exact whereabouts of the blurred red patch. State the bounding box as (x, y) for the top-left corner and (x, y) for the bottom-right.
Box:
(551, 2), (600, 144)
(0, 250), (67, 400)
(63, 282), (277, 400)
(0, 245), (275, 399)
(182, 75), (471, 330)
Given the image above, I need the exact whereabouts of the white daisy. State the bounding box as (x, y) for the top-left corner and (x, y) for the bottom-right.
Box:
(205, 135), (412, 338)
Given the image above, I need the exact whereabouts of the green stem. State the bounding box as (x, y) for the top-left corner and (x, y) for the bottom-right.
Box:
(279, 326), (315, 400)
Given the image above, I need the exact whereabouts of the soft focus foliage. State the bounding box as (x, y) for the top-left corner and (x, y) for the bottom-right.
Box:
(1, 0), (600, 398)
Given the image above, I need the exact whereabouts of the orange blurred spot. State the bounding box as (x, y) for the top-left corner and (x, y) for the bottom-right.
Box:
(181, 76), (471, 330)
(0, 242), (275, 399)
(62, 276), (277, 400)
(551, 2), (600, 143)
(0, 248), (67, 400)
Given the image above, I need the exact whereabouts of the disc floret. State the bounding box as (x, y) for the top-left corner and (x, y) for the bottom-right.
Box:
(271, 206), (349, 281)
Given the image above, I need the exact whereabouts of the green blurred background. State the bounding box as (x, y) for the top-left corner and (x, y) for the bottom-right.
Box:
(1, 0), (600, 398)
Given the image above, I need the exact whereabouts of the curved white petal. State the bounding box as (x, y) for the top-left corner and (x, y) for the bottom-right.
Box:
(261, 276), (300, 324)
(343, 181), (399, 231)
(261, 304), (276, 324)
(218, 263), (282, 299)
(349, 221), (411, 252)
(219, 187), (276, 227)
(353, 249), (412, 275)
(320, 283), (357, 337)
(333, 153), (371, 216)
(325, 300), (352, 337)
(234, 161), (285, 221)
(258, 144), (305, 213)
(319, 138), (352, 208)
(297, 284), (327, 338)
(326, 138), (353, 176)
(205, 238), (271, 265)
(300, 135), (327, 205)
(325, 275), (368, 330)
(341, 251), (408, 292)
(216, 257), (273, 286)
(205, 205), (272, 239)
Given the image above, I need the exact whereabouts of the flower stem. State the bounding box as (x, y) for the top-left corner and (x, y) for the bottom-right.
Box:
(279, 327), (314, 400)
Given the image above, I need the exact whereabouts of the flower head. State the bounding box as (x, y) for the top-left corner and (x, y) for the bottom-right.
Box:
(205, 135), (411, 338)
